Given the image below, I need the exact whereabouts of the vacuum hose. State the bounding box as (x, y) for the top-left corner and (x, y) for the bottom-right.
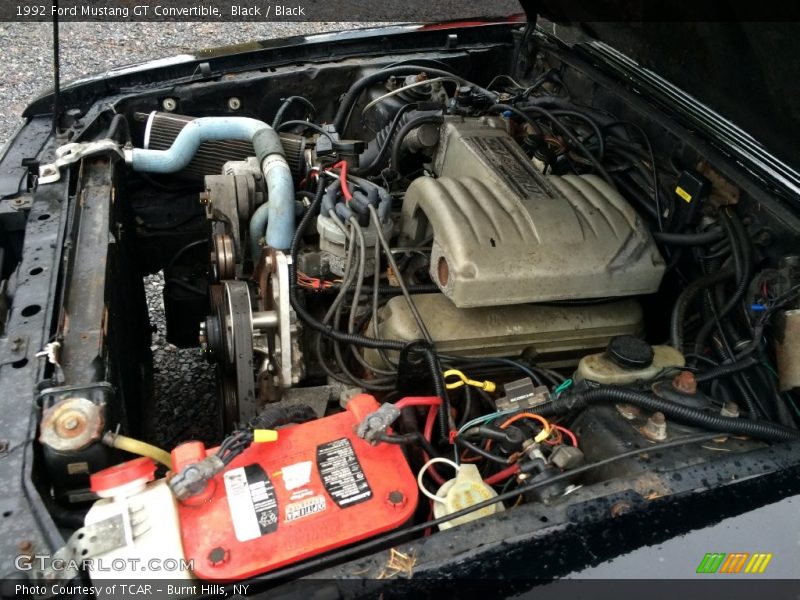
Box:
(102, 431), (173, 469)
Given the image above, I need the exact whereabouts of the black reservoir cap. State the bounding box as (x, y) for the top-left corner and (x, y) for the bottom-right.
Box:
(606, 335), (654, 370)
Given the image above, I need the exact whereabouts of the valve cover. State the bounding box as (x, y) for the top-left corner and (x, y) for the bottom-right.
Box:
(399, 117), (666, 307)
(173, 394), (418, 580)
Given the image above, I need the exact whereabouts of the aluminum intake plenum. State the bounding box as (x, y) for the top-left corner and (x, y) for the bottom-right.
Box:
(399, 117), (665, 307)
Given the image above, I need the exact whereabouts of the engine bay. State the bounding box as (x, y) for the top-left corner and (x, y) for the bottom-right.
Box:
(4, 22), (800, 587)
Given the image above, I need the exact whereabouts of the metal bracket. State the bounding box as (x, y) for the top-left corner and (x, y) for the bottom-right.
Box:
(36, 513), (127, 582)
(270, 251), (296, 389)
(6, 196), (32, 210)
(38, 139), (124, 184)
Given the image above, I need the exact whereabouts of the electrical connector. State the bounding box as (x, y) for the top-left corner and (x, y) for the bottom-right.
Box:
(674, 170), (710, 205)
(253, 429), (279, 443)
(169, 454), (225, 501)
(443, 369), (496, 393)
(356, 403), (401, 443)
(495, 378), (550, 411)
(549, 445), (585, 470)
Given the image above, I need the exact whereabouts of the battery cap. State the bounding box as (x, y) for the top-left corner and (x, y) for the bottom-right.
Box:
(90, 457), (156, 498)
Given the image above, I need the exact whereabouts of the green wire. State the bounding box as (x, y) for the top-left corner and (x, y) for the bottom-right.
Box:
(761, 362), (779, 378)
(554, 378), (573, 397)
(453, 408), (520, 464)
(453, 378), (571, 463)
(457, 408), (519, 436)
(786, 395), (800, 419)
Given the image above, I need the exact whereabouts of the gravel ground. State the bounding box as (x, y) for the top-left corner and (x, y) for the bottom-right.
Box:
(0, 22), (387, 148)
(144, 271), (219, 447)
(0, 21), (390, 446)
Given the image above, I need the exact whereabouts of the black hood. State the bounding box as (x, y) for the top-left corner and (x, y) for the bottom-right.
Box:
(521, 0), (800, 172)
(577, 22), (798, 171)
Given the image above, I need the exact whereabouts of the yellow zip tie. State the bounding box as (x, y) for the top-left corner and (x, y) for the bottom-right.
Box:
(443, 369), (496, 393)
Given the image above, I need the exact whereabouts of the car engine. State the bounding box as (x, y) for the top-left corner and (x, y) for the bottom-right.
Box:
(5, 23), (800, 588)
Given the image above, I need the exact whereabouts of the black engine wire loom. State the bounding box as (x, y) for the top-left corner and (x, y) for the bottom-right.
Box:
(277, 60), (800, 504)
(17, 30), (800, 593)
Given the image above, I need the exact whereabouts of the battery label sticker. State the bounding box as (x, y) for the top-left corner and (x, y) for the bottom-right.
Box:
(289, 487), (314, 501)
(280, 461), (313, 490)
(223, 464), (279, 542)
(285, 495), (327, 522)
(316, 438), (372, 507)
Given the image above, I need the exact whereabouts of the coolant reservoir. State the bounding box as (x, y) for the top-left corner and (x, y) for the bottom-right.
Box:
(430, 463), (504, 530)
(575, 335), (685, 385)
(85, 457), (192, 582)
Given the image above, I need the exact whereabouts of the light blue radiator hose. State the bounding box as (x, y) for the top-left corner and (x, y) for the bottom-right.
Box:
(249, 200), (306, 260)
(126, 117), (295, 251)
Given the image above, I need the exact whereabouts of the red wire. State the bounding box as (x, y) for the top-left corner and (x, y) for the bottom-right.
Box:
(553, 425), (579, 447)
(396, 396), (442, 410)
(331, 160), (352, 202)
(484, 463), (520, 485)
(387, 398), (447, 485)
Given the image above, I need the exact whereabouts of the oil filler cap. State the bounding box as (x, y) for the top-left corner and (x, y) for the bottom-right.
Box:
(606, 336), (654, 370)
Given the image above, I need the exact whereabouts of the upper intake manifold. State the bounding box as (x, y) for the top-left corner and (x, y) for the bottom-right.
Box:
(399, 116), (665, 307)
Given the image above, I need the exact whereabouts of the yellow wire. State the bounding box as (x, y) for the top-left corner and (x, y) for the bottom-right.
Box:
(443, 369), (497, 393)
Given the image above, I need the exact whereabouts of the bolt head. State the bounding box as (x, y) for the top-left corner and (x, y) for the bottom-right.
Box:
(610, 501), (632, 517)
(671, 371), (697, 395)
(721, 401), (740, 418)
(641, 411), (668, 441)
(387, 490), (406, 508)
(616, 403), (640, 420)
(227, 97), (242, 111)
(756, 231), (772, 246)
(162, 98), (178, 112)
(207, 546), (229, 566)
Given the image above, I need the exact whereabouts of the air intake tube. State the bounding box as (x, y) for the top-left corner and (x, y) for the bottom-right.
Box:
(126, 117), (295, 250)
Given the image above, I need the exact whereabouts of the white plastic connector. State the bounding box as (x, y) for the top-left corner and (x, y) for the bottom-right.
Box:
(417, 458), (504, 530)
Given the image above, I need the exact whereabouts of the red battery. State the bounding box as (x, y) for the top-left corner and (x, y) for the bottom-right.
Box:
(173, 394), (419, 580)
